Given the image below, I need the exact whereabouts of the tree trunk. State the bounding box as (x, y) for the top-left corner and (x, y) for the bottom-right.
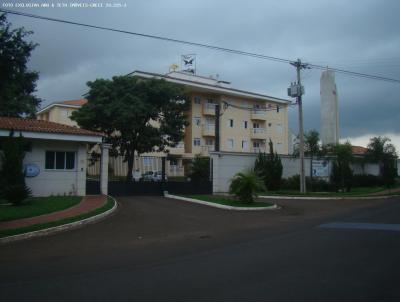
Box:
(126, 152), (134, 182)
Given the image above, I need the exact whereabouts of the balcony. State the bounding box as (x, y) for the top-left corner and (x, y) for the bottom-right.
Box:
(202, 125), (215, 136)
(203, 103), (216, 116)
(251, 128), (266, 140)
(253, 147), (266, 153)
(251, 109), (267, 120)
(201, 145), (215, 155)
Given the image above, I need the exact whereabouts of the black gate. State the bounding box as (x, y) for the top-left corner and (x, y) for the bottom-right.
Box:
(86, 179), (101, 195)
(108, 180), (212, 196)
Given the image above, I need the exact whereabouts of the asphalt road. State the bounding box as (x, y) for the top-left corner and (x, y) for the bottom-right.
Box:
(1, 196), (400, 302)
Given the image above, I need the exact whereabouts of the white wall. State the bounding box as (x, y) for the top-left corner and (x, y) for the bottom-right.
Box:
(24, 139), (87, 196)
(211, 152), (380, 193)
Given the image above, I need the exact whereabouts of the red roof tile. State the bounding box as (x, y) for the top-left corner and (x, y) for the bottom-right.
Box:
(352, 145), (368, 154)
(60, 99), (88, 106)
(0, 117), (102, 137)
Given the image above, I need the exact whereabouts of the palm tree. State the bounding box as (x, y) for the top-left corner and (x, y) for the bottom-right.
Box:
(229, 170), (265, 203)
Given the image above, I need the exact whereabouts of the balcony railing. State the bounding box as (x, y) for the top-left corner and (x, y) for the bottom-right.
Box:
(203, 103), (216, 115)
(251, 128), (266, 139)
(202, 125), (215, 136)
(251, 109), (267, 120)
(253, 147), (266, 153)
(201, 145), (215, 155)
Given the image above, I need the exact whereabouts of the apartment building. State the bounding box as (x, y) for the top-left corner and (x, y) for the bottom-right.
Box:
(36, 99), (88, 126)
(36, 70), (290, 177)
(133, 70), (290, 156)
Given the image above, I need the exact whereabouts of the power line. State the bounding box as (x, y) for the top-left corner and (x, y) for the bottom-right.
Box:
(1, 8), (400, 84)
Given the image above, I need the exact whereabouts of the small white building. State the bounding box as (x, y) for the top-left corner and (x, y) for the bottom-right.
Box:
(0, 117), (105, 197)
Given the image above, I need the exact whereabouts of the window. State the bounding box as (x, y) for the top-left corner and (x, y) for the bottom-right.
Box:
(194, 138), (201, 146)
(228, 119), (234, 128)
(45, 151), (75, 170)
(253, 141), (260, 148)
(169, 159), (178, 166)
(242, 140), (248, 150)
(143, 157), (153, 166)
(242, 120), (248, 129)
(193, 116), (201, 126)
(194, 96), (201, 104)
(268, 123), (272, 127)
(253, 122), (260, 129)
(227, 139), (234, 149)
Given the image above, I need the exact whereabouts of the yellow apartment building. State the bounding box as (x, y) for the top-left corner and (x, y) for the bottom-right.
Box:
(36, 70), (290, 177)
(36, 99), (88, 126)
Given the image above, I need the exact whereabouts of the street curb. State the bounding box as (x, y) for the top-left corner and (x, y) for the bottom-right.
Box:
(0, 195), (118, 245)
(259, 194), (398, 200)
(164, 193), (279, 211)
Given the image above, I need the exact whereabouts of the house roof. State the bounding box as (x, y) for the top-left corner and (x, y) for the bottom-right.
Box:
(352, 145), (368, 155)
(0, 117), (102, 137)
(129, 70), (291, 105)
(36, 99), (87, 115)
(60, 99), (88, 106)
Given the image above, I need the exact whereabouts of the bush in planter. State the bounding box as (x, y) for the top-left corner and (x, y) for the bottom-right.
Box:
(0, 132), (31, 205)
(229, 171), (265, 203)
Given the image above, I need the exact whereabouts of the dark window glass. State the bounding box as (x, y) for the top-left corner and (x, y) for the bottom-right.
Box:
(56, 151), (65, 169)
(66, 152), (75, 170)
(45, 151), (55, 169)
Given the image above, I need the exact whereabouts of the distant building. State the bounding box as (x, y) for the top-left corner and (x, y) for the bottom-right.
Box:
(320, 70), (339, 145)
(36, 99), (87, 127)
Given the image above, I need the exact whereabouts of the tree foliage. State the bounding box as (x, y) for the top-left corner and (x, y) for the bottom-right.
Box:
(0, 14), (40, 117)
(330, 142), (353, 192)
(0, 131), (31, 204)
(254, 139), (283, 190)
(229, 170), (265, 203)
(366, 136), (398, 186)
(188, 155), (210, 182)
(71, 75), (189, 181)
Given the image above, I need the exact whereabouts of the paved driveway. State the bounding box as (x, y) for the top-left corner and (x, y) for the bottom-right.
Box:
(1, 196), (399, 301)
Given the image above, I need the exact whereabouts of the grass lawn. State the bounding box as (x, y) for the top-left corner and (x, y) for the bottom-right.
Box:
(185, 195), (274, 208)
(262, 186), (400, 197)
(0, 196), (82, 222)
(0, 196), (115, 238)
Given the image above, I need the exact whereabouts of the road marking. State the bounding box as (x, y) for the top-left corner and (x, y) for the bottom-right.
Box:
(319, 222), (400, 232)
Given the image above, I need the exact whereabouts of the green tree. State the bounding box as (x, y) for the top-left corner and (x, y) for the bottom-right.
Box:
(229, 170), (265, 203)
(71, 75), (189, 181)
(330, 142), (353, 192)
(366, 136), (397, 186)
(254, 139), (283, 190)
(0, 131), (31, 204)
(188, 155), (210, 182)
(0, 14), (40, 117)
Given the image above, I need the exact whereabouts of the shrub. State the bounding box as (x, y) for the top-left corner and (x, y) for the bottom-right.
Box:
(352, 174), (383, 187)
(281, 174), (333, 192)
(188, 155), (210, 182)
(254, 140), (283, 190)
(229, 171), (265, 203)
(0, 132), (32, 205)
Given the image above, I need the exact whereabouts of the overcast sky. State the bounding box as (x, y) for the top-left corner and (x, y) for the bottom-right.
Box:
(3, 0), (400, 149)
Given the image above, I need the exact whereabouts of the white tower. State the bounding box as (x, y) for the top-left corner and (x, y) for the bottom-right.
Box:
(320, 70), (339, 145)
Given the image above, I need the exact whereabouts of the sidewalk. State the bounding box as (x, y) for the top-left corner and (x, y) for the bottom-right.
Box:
(0, 195), (107, 231)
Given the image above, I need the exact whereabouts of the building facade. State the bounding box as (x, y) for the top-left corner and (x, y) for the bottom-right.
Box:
(36, 70), (290, 177)
(320, 70), (339, 145)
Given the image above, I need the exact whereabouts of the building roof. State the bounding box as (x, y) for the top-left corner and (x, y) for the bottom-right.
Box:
(352, 145), (368, 155)
(36, 99), (87, 115)
(129, 70), (291, 105)
(0, 117), (102, 137)
(60, 99), (88, 106)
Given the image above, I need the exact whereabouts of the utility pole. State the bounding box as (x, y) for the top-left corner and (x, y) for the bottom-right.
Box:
(215, 104), (220, 152)
(288, 59), (309, 193)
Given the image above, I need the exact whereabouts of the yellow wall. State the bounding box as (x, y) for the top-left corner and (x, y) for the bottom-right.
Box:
(37, 106), (79, 126)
